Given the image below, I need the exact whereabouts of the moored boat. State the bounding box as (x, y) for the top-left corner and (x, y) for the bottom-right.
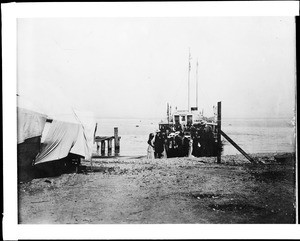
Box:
(151, 50), (222, 158)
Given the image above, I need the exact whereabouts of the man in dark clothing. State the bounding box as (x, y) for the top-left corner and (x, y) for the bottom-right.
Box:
(175, 132), (184, 157)
(199, 126), (207, 156)
(166, 135), (172, 158)
(192, 130), (201, 157)
(204, 125), (215, 156)
(190, 125), (196, 139)
(163, 130), (169, 157)
(154, 131), (164, 158)
(182, 136), (190, 157)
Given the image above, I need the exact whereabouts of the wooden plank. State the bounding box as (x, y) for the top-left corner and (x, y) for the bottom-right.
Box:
(95, 136), (114, 142)
(220, 130), (256, 163)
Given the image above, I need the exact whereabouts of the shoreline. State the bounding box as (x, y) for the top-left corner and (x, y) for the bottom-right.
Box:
(18, 151), (296, 224)
(91, 151), (296, 164)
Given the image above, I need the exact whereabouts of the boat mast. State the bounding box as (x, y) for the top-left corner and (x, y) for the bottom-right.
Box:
(188, 48), (191, 112)
(167, 102), (170, 124)
(196, 59), (199, 110)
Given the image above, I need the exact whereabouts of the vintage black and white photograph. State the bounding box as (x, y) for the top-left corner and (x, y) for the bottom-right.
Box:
(2, 1), (299, 240)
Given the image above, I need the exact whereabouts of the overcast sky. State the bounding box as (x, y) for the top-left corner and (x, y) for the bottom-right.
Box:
(17, 17), (296, 119)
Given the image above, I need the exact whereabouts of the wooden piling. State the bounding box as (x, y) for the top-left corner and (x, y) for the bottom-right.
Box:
(108, 139), (112, 151)
(96, 143), (100, 154)
(114, 127), (120, 152)
(101, 140), (106, 155)
(217, 101), (222, 163)
(108, 139), (112, 156)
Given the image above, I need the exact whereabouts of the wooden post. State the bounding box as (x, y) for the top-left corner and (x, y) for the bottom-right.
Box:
(93, 123), (97, 144)
(96, 142), (100, 154)
(217, 101), (222, 163)
(114, 127), (120, 153)
(101, 140), (106, 156)
(108, 138), (112, 156)
(108, 138), (112, 151)
(220, 130), (256, 164)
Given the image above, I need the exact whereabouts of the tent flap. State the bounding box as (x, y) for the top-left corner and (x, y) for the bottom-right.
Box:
(17, 107), (47, 144)
(34, 120), (80, 165)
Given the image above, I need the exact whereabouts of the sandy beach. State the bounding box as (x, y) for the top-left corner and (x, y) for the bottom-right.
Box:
(18, 152), (296, 224)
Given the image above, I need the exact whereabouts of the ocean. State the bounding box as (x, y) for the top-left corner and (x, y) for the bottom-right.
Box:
(94, 118), (296, 157)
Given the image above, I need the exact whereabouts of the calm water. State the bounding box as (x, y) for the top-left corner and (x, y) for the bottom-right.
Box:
(94, 118), (296, 157)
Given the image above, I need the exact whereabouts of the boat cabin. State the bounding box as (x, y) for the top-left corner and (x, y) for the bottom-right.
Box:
(172, 108), (204, 126)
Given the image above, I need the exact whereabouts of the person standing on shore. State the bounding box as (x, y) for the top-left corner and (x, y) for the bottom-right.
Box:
(154, 131), (164, 158)
(147, 133), (155, 159)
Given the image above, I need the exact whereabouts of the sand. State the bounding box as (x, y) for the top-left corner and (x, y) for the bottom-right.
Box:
(18, 152), (296, 224)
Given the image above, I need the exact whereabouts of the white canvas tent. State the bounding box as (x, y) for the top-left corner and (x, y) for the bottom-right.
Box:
(17, 81), (96, 168)
(17, 106), (47, 145)
(34, 109), (95, 165)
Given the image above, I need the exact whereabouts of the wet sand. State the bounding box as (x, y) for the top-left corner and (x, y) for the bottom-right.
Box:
(18, 152), (296, 224)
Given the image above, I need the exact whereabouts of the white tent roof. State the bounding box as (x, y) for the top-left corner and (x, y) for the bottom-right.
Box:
(17, 80), (96, 162)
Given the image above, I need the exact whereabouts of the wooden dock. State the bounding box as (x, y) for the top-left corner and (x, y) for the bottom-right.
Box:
(93, 127), (121, 157)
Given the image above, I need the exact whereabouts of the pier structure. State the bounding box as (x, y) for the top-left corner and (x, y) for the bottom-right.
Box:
(94, 127), (121, 156)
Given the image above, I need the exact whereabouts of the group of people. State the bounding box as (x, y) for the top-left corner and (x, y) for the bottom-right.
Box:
(147, 131), (165, 159)
(147, 130), (191, 159)
(147, 124), (218, 159)
(190, 124), (217, 157)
